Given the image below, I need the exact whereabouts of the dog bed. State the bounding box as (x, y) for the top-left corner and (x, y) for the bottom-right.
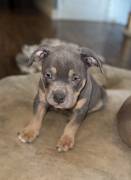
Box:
(0, 65), (131, 180)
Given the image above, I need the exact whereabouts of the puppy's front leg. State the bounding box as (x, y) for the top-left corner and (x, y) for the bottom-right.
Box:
(57, 98), (87, 152)
(18, 89), (47, 143)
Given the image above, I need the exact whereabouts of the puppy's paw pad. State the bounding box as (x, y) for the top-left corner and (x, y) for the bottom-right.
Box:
(17, 129), (39, 143)
(56, 135), (74, 152)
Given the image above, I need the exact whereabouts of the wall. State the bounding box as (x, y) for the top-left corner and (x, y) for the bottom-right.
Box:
(52, 0), (131, 25)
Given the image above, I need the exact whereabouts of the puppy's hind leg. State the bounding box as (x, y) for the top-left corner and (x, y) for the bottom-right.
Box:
(88, 88), (107, 114)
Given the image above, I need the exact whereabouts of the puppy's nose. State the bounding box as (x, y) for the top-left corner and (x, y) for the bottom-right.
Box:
(53, 90), (66, 104)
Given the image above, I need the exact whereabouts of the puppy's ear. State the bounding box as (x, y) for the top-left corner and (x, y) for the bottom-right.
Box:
(28, 46), (50, 66)
(80, 47), (104, 73)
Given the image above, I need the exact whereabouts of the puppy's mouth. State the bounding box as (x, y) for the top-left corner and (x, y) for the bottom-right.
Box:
(53, 103), (66, 109)
(48, 100), (73, 109)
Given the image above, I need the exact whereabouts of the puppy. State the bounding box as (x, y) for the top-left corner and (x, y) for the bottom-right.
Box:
(117, 96), (131, 147)
(18, 44), (107, 152)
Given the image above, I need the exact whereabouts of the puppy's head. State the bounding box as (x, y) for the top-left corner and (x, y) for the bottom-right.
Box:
(29, 44), (104, 109)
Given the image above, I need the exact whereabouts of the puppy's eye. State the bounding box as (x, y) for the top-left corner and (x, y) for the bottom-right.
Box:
(45, 72), (52, 79)
(72, 75), (80, 82)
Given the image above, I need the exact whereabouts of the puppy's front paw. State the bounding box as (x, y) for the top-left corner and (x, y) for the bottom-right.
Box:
(56, 135), (74, 152)
(18, 127), (39, 143)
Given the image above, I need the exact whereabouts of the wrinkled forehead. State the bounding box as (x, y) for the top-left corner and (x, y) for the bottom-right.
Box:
(42, 48), (86, 76)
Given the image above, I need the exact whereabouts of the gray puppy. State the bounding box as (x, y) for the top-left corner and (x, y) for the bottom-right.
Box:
(18, 44), (107, 152)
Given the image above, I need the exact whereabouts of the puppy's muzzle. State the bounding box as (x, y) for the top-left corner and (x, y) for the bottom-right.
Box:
(53, 90), (66, 104)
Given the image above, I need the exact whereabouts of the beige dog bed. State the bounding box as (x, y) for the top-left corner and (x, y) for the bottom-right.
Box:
(0, 65), (131, 180)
